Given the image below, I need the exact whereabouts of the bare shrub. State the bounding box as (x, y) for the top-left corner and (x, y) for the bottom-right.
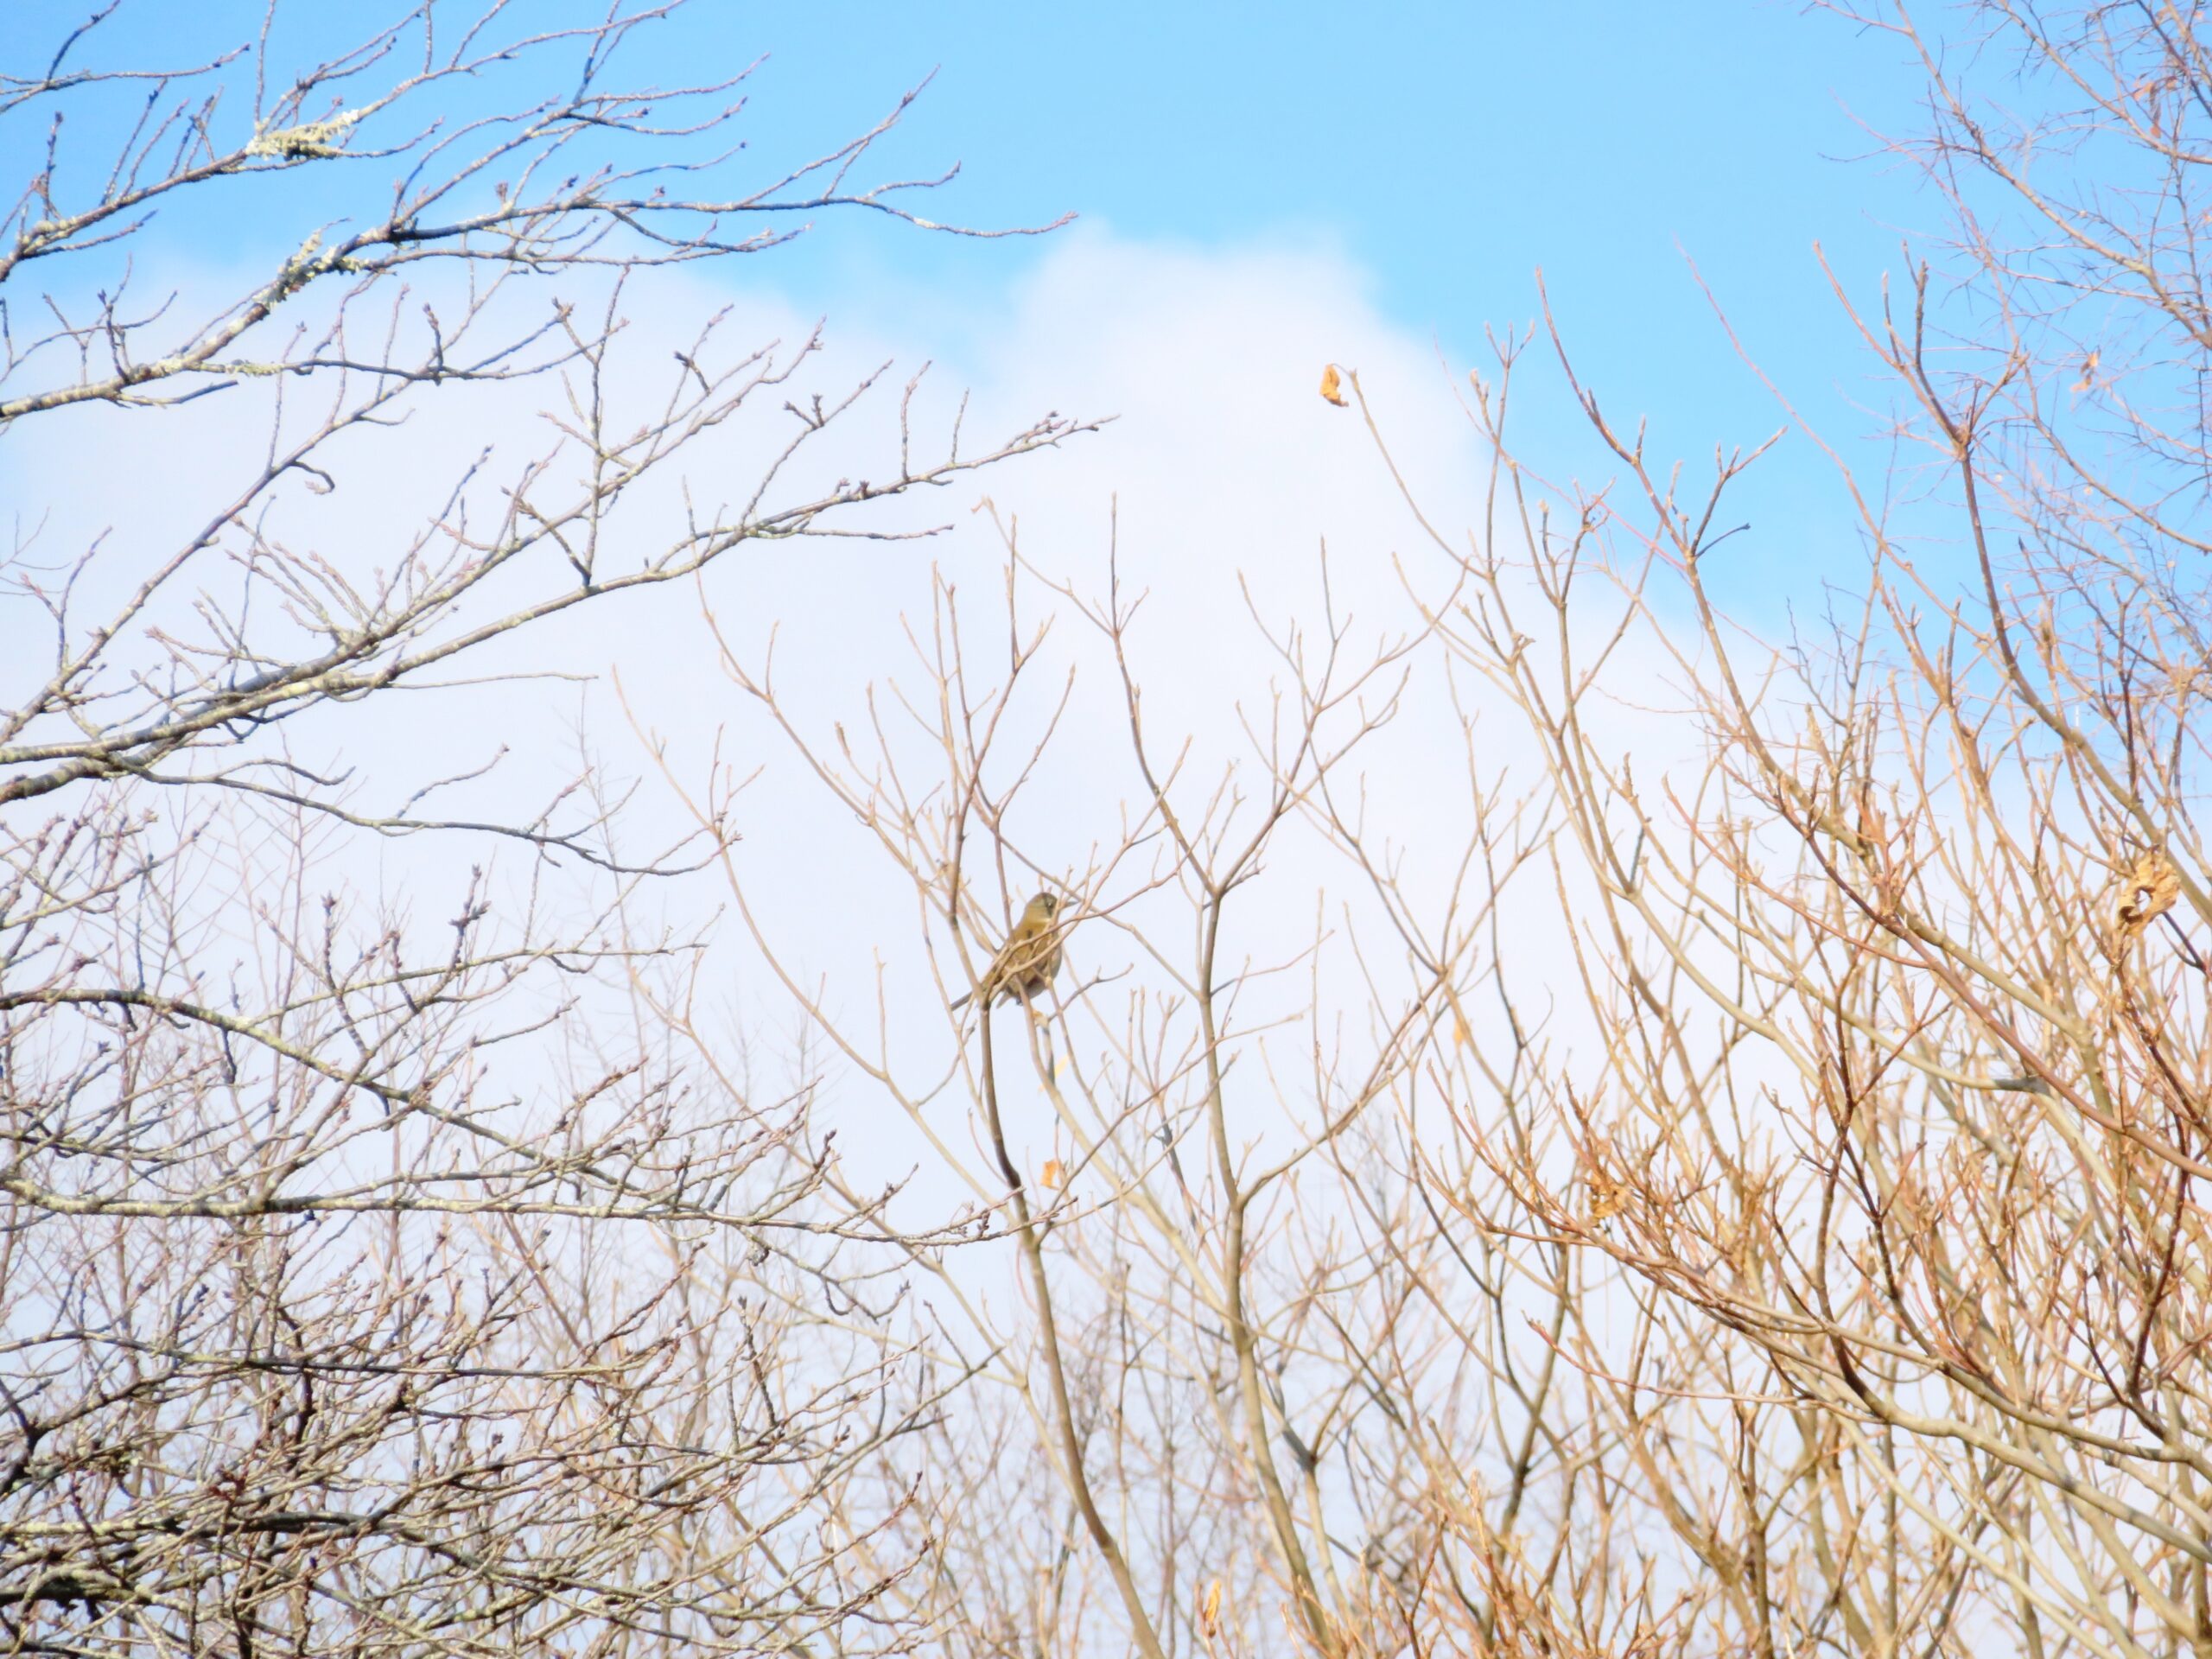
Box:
(0, 6), (1085, 1654)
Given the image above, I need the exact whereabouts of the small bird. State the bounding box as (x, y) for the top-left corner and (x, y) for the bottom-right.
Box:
(950, 891), (1066, 1011)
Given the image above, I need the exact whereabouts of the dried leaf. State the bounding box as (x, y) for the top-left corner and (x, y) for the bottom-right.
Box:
(1581, 1135), (1627, 1222)
(1452, 1016), (1472, 1046)
(1198, 1577), (1224, 1640)
(1589, 1174), (1626, 1222)
(1319, 363), (1348, 407)
(2110, 850), (2180, 938)
(1039, 1159), (1065, 1191)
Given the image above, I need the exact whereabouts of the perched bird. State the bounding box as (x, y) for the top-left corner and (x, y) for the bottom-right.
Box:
(950, 892), (1065, 1010)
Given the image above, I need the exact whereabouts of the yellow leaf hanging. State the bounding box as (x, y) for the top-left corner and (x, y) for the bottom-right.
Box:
(1319, 363), (1348, 407)
(1198, 1577), (1224, 1640)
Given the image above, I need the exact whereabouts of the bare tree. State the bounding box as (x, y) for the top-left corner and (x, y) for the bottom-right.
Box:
(678, 7), (2212, 1659)
(1374, 4), (2212, 1654)
(685, 487), (1714, 1658)
(23, 4), (2212, 1658)
(0, 5), (1088, 1655)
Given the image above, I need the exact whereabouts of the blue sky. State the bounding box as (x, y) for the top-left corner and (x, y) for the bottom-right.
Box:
(723, 3), (1931, 371)
(683, 2), (1944, 564)
(2, 0), (1951, 616)
(3, 1), (1934, 413)
(730, 4), (1931, 454)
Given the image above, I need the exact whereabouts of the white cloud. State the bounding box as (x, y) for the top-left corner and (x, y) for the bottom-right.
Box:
(614, 228), (1704, 1205)
(2, 226), (1702, 1229)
